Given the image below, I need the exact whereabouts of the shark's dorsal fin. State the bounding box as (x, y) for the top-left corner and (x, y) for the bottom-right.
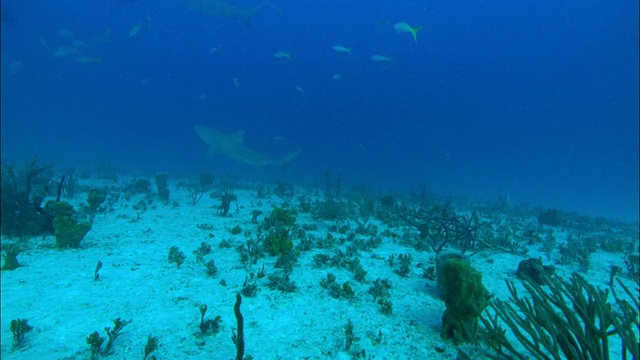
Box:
(232, 130), (245, 143)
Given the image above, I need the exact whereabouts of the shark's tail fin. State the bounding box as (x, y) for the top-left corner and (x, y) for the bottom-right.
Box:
(275, 149), (301, 166)
(242, 2), (269, 28)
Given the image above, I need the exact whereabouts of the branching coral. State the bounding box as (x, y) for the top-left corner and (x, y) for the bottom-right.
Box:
(1, 159), (53, 237)
(273, 181), (295, 206)
(399, 203), (482, 254)
(348, 192), (376, 228)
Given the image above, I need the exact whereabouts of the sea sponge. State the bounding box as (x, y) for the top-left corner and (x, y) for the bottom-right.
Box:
(437, 257), (491, 343)
(87, 188), (107, 213)
(52, 201), (91, 249)
(264, 227), (292, 256)
(268, 206), (296, 227)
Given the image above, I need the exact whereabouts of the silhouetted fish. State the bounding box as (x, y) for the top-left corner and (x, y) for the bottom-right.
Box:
(183, 0), (269, 28)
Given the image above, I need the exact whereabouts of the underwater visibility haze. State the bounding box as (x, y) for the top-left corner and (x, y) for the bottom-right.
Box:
(1, 0), (638, 219)
(2, 1), (640, 359)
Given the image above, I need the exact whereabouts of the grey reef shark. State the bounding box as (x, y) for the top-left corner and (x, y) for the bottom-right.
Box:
(183, 0), (273, 28)
(194, 125), (300, 166)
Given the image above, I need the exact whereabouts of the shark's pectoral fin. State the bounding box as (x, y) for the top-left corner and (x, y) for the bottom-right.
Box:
(241, 15), (253, 28)
(275, 149), (301, 166)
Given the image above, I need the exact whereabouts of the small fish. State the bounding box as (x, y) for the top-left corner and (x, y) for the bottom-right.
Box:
(233, 78), (240, 89)
(53, 46), (77, 58)
(90, 29), (111, 44)
(274, 52), (291, 60)
(331, 45), (351, 55)
(129, 23), (142, 38)
(58, 29), (74, 38)
(74, 56), (102, 63)
(210, 45), (220, 53)
(141, 78), (151, 85)
(198, 94), (207, 100)
(272, 136), (284, 141)
(295, 85), (307, 98)
(393, 22), (424, 42)
(39, 37), (50, 50)
(371, 55), (392, 62)
(332, 73), (341, 80)
(10, 60), (21, 75)
(72, 40), (86, 47)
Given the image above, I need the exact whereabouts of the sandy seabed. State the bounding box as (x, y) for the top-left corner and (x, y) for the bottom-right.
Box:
(1, 178), (637, 360)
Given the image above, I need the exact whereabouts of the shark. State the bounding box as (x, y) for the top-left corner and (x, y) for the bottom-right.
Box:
(183, 0), (270, 28)
(194, 125), (300, 166)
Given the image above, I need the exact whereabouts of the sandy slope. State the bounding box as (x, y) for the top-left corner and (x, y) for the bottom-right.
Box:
(1, 179), (636, 359)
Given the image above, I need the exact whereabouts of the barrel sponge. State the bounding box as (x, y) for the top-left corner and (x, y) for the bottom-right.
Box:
(438, 257), (490, 343)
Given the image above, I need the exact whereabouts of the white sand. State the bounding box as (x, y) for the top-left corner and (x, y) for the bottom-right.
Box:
(1, 179), (637, 359)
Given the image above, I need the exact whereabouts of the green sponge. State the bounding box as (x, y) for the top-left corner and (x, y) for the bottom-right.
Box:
(438, 257), (491, 343)
(87, 188), (107, 213)
(52, 201), (92, 249)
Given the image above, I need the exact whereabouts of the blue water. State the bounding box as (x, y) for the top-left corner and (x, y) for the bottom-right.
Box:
(1, 0), (638, 221)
